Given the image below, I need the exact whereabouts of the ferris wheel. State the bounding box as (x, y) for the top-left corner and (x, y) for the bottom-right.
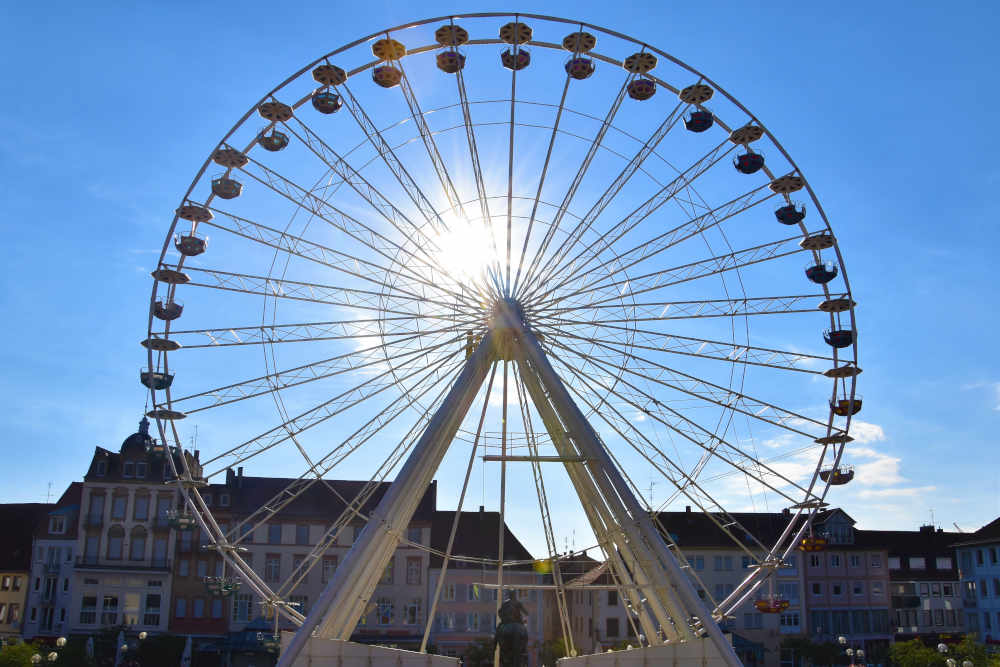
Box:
(142, 13), (860, 666)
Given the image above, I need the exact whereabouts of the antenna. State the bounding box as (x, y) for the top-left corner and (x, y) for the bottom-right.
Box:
(46, 481), (52, 503)
(646, 480), (656, 506)
(929, 508), (935, 528)
(953, 522), (964, 533)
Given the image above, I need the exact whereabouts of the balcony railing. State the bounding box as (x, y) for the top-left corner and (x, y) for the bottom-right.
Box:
(75, 556), (171, 571)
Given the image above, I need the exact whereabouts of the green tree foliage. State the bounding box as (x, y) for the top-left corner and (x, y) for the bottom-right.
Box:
(464, 638), (496, 667)
(540, 638), (569, 666)
(0, 642), (42, 667)
(135, 633), (186, 667)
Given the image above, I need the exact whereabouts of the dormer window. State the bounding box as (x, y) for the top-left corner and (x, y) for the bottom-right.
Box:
(203, 493), (212, 507)
(123, 462), (135, 478)
(219, 494), (230, 507)
(48, 516), (66, 535)
(95, 461), (107, 477)
(136, 462), (147, 479)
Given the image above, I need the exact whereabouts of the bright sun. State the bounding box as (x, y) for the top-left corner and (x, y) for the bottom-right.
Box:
(429, 216), (501, 289)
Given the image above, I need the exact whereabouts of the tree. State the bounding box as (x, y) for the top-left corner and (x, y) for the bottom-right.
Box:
(540, 638), (569, 666)
(888, 639), (946, 667)
(780, 637), (849, 666)
(0, 642), (42, 667)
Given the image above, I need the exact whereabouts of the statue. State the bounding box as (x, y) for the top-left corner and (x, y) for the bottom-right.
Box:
(495, 594), (529, 667)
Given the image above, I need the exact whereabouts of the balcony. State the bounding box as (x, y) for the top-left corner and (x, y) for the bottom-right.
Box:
(75, 555), (171, 572)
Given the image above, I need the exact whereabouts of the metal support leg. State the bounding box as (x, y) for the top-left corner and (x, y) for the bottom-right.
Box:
(500, 303), (742, 667)
(277, 334), (495, 667)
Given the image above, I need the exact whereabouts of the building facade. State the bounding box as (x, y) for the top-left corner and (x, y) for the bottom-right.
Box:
(953, 517), (1000, 646)
(22, 484), (81, 639)
(0, 503), (53, 643)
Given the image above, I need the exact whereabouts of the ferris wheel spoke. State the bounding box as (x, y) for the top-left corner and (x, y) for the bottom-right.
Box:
(532, 293), (839, 323)
(154, 315), (440, 349)
(177, 265), (463, 317)
(229, 350), (470, 546)
(453, 63), (499, 259)
(519, 99), (690, 299)
(545, 334), (830, 437)
(520, 136), (737, 303)
(542, 233), (810, 312)
(201, 345), (465, 472)
(543, 350), (778, 556)
(535, 321), (831, 374)
(166, 327), (465, 414)
(545, 342), (815, 505)
(200, 207), (471, 306)
(231, 150), (476, 302)
(513, 72), (632, 295)
(527, 179), (778, 308)
(332, 82), (449, 235)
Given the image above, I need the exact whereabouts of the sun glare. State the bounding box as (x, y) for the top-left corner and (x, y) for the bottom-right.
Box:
(430, 217), (501, 290)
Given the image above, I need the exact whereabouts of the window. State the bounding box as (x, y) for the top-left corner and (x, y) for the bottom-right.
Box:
(202, 493), (212, 507)
(994, 578), (1000, 596)
(872, 581), (884, 597)
(219, 493), (230, 507)
(239, 522), (254, 543)
(692, 556), (704, 571)
(943, 583), (954, 596)
(232, 594), (251, 622)
(197, 560), (208, 577)
(80, 596), (97, 624)
(991, 547), (998, 564)
(932, 583), (941, 597)
(407, 526), (422, 544)
(831, 583), (843, 597)
(467, 584), (481, 601)
(376, 597), (393, 625)
(968, 613), (979, 631)
(133, 496), (149, 521)
(143, 594), (160, 626)
(404, 598), (422, 625)
(179, 560), (190, 577)
(778, 582), (799, 602)
(296, 525), (310, 546)
(920, 583), (929, 597)
(724, 556), (733, 571)
(265, 555), (281, 582)
(607, 590), (618, 606)
(406, 556), (422, 585)
(936, 556), (952, 569)
(780, 612), (800, 630)
(107, 526), (125, 560)
(743, 613), (762, 629)
(984, 612), (992, 631)
(439, 612), (456, 630)
(0, 577), (9, 591)
(268, 524), (282, 545)
(946, 609), (957, 626)
(322, 556), (337, 584)
(849, 554), (861, 568)
(123, 461), (134, 478)
(193, 598), (205, 618)
(962, 551), (973, 571)
(7, 604), (19, 624)
(981, 579), (989, 598)
(852, 581), (864, 596)
(131, 527), (147, 560)
(101, 595), (119, 625)
(910, 557), (927, 569)
(606, 618), (620, 638)
(977, 550), (985, 566)
(380, 557), (394, 584)
(809, 554), (822, 568)
(111, 496), (127, 520)
(48, 516), (66, 534)
(136, 462), (147, 479)
(811, 582), (822, 595)
(95, 461), (107, 476)
(442, 583), (456, 601)
(871, 554), (882, 568)
(829, 554), (841, 568)
(888, 556), (901, 569)
(212, 598), (224, 618)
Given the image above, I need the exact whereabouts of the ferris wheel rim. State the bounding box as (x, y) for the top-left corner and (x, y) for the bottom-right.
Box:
(143, 12), (860, 632)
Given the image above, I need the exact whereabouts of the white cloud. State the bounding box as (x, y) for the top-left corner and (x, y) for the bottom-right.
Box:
(849, 421), (886, 444)
(855, 486), (937, 499)
(961, 381), (1000, 411)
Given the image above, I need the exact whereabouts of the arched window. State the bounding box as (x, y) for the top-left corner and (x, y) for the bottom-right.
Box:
(107, 526), (124, 560)
(130, 526), (147, 560)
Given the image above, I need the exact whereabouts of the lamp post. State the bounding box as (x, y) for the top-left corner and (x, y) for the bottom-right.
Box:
(31, 636), (67, 664)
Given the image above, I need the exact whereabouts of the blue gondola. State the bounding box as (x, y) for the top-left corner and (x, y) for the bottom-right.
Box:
(734, 151), (765, 174)
(685, 110), (714, 133)
(805, 261), (838, 284)
(775, 203), (806, 225)
(824, 329), (854, 349)
(258, 130), (289, 152)
(311, 90), (343, 114)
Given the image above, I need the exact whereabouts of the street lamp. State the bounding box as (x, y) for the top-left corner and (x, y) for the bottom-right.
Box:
(946, 659), (957, 667)
(838, 636), (847, 646)
(962, 661), (973, 667)
(938, 643), (949, 654)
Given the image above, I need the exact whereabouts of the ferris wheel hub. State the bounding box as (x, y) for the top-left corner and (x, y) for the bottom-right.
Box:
(489, 297), (527, 360)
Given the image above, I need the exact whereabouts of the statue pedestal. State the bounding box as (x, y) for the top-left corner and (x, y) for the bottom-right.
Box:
(557, 640), (736, 667)
(278, 634), (460, 667)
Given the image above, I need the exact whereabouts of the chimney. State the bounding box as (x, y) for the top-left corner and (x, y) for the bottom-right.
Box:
(685, 506), (691, 513)
(919, 524), (934, 534)
(782, 508), (791, 516)
(238, 467), (244, 488)
(194, 450), (200, 461)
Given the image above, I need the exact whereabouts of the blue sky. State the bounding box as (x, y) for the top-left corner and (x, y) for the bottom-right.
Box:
(1, 0), (998, 553)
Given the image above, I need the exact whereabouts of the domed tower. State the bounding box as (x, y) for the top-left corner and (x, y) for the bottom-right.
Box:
(120, 416), (153, 456)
